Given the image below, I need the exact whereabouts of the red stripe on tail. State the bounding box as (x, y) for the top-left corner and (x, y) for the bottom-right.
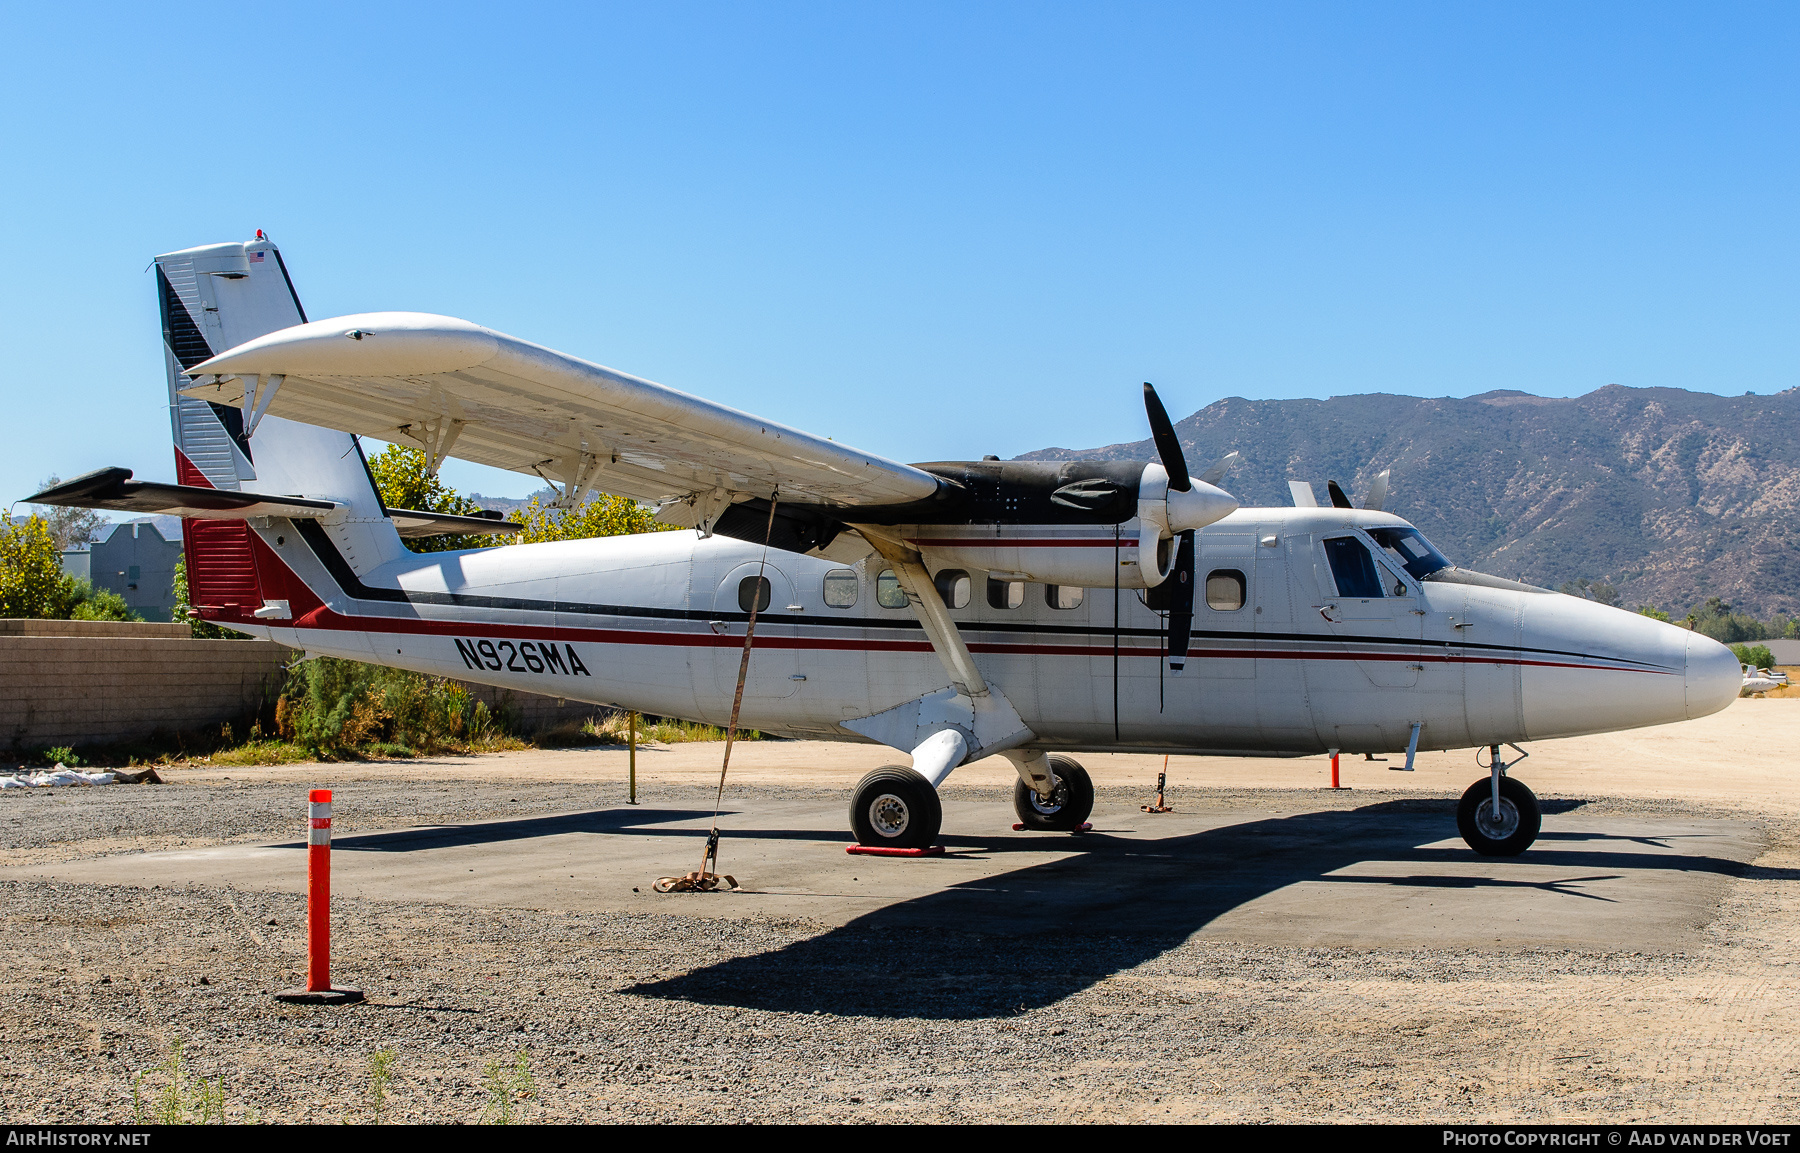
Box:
(175, 448), (262, 617)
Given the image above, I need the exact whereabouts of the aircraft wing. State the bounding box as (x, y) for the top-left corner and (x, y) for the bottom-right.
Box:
(181, 312), (942, 516)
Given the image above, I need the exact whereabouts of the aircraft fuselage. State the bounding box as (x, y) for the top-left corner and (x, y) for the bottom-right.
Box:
(230, 505), (1741, 758)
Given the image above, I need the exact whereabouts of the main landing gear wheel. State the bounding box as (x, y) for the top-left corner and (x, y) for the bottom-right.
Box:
(1012, 755), (1095, 832)
(1456, 775), (1541, 856)
(850, 766), (942, 850)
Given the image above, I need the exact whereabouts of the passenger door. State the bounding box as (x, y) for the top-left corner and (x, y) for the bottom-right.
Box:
(1316, 533), (1423, 688)
(1192, 531), (1257, 678)
(711, 562), (800, 699)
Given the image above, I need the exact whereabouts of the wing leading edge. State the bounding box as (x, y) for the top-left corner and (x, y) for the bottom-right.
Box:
(181, 312), (943, 521)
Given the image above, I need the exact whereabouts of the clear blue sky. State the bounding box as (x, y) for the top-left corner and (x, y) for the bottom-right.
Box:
(3, 2), (1796, 503)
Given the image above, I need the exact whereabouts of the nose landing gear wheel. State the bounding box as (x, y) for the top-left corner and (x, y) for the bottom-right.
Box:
(1456, 775), (1541, 856)
(1012, 755), (1095, 832)
(850, 766), (942, 850)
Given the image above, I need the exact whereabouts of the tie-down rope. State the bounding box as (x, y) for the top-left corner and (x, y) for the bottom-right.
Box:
(654, 493), (780, 893)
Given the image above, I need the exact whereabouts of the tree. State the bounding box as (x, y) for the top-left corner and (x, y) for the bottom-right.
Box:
(0, 513), (140, 621)
(1559, 577), (1620, 607)
(1687, 596), (1771, 644)
(509, 493), (672, 544)
(0, 514), (76, 618)
(29, 476), (107, 551)
(367, 445), (484, 553)
(367, 443), (673, 549)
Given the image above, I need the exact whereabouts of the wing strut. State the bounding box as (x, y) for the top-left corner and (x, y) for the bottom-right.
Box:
(851, 524), (987, 697)
(846, 525), (1043, 792)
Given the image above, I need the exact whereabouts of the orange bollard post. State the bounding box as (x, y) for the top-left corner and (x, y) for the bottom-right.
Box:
(275, 789), (363, 1004)
(308, 788), (331, 990)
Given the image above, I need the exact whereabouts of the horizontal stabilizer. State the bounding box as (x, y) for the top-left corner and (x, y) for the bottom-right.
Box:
(26, 468), (339, 520)
(27, 468), (522, 538)
(386, 507), (521, 539)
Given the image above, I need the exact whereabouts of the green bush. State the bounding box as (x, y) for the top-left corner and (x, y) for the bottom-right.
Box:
(171, 558), (241, 638)
(275, 657), (513, 757)
(1731, 644), (1776, 671)
(70, 583), (135, 621)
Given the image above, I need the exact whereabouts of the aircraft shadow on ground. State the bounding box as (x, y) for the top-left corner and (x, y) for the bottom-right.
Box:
(628, 799), (1798, 1021)
(280, 798), (1598, 855)
(273, 809), (733, 852)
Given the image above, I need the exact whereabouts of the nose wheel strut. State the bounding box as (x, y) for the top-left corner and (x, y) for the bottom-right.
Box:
(1457, 743), (1540, 856)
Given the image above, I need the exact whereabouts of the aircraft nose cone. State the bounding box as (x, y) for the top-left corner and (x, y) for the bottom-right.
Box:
(1519, 597), (1700, 740)
(1685, 631), (1742, 720)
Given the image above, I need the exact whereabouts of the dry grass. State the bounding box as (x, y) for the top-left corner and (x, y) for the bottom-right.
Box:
(580, 712), (762, 745)
(204, 740), (315, 767)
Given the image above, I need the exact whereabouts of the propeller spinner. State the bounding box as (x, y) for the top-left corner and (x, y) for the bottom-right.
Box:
(1142, 382), (1237, 534)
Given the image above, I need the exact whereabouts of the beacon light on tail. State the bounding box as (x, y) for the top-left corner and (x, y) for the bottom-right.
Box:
(23, 232), (1742, 867)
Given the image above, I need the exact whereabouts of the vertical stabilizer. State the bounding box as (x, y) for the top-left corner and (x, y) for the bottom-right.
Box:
(155, 237), (403, 607)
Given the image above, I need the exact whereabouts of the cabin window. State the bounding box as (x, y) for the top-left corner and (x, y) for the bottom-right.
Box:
(1046, 584), (1084, 610)
(737, 575), (772, 613)
(934, 569), (971, 610)
(987, 578), (1024, 609)
(1366, 526), (1452, 582)
(822, 568), (858, 608)
(1322, 537), (1385, 599)
(1205, 569), (1246, 611)
(875, 569), (909, 609)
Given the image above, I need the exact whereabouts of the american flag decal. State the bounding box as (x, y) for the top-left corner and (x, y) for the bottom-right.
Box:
(249, 250), (265, 263)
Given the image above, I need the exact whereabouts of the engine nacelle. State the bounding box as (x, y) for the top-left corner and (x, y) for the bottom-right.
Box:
(738, 458), (1239, 589)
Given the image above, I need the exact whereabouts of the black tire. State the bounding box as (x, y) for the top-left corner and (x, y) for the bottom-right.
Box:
(1012, 755), (1095, 832)
(849, 766), (942, 849)
(1456, 775), (1542, 856)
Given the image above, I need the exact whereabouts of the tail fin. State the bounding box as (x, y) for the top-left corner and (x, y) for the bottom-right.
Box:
(157, 235), (308, 490)
(155, 236), (400, 615)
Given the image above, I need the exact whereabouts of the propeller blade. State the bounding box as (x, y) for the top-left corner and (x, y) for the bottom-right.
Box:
(1364, 469), (1390, 511)
(1143, 382), (1191, 493)
(1288, 480), (1319, 508)
(1197, 450), (1240, 487)
(1326, 480), (1354, 509)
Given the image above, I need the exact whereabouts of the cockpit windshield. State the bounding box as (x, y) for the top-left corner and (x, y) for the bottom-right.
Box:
(1366, 526), (1452, 581)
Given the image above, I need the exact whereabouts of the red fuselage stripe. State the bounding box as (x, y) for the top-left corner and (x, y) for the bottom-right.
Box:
(285, 606), (1672, 675)
(907, 538), (1127, 547)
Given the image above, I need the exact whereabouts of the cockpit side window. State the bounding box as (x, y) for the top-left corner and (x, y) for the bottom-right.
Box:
(1323, 536), (1385, 599)
(1367, 526), (1452, 581)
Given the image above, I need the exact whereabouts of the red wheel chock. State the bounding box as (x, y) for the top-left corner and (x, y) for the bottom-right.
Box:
(1011, 822), (1093, 833)
(845, 844), (945, 857)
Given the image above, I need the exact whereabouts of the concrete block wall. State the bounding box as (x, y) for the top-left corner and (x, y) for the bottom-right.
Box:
(0, 620), (608, 752)
(0, 627), (290, 751)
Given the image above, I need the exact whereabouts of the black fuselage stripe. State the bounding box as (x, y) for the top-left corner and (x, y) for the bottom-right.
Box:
(289, 522), (1670, 670)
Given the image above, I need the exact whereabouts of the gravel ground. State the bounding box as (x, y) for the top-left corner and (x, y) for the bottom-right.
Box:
(2, 775), (1797, 1124)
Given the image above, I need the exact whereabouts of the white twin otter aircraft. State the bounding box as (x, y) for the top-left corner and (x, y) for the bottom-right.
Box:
(33, 236), (1742, 859)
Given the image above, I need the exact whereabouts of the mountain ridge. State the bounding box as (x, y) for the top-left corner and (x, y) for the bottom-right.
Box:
(1018, 384), (1800, 619)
